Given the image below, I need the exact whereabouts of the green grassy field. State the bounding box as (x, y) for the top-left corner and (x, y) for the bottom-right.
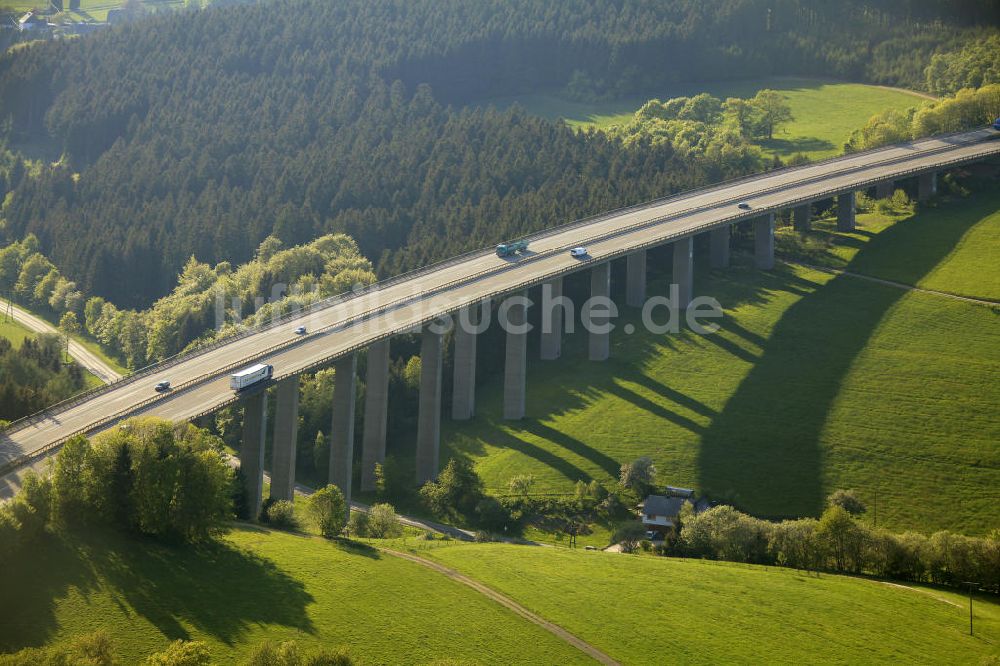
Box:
(474, 77), (929, 159)
(404, 541), (1000, 665)
(0, 317), (32, 348)
(3, 0), (183, 23)
(0, 525), (587, 664)
(443, 192), (1000, 535)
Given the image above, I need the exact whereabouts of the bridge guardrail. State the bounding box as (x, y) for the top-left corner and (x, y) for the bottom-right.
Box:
(1, 128), (996, 476)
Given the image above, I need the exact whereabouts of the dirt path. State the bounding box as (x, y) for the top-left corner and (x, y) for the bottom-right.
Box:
(381, 547), (620, 666)
(794, 263), (1000, 307)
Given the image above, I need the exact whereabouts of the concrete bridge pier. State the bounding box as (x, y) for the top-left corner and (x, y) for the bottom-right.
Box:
(673, 236), (693, 308)
(793, 203), (812, 232)
(837, 191), (856, 232)
(754, 214), (775, 270)
(416, 324), (443, 485)
(361, 338), (390, 492)
(240, 391), (268, 520)
(710, 225), (730, 269)
(625, 250), (647, 307)
(328, 354), (357, 517)
(540, 278), (564, 361)
(270, 375), (300, 502)
(503, 292), (529, 420)
(451, 304), (481, 421)
(589, 262), (611, 361)
(876, 180), (894, 199)
(918, 171), (937, 201)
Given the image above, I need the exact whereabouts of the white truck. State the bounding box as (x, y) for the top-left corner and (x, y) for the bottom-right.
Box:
(230, 363), (273, 391)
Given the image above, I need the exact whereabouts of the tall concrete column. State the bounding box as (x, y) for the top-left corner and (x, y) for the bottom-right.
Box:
(240, 391), (267, 521)
(754, 214), (775, 270)
(452, 304), (479, 421)
(589, 262), (611, 361)
(539, 278), (563, 361)
(710, 225), (730, 269)
(328, 354), (356, 517)
(918, 171), (937, 201)
(837, 191), (856, 232)
(672, 236), (693, 309)
(875, 180), (894, 199)
(415, 325), (443, 484)
(361, 338), (390, 492)
(793, 204), (811, 232)
(625, 250), (646, 307)
(270, 375), (300, 502)
(503, 292), (529, 420)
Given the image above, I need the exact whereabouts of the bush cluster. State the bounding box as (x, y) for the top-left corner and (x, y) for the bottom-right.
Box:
(0, 418), (233, 563)
(666, 504), (1000, 594)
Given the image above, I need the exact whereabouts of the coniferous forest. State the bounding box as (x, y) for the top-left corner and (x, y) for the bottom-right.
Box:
(0, 0), (997, 307)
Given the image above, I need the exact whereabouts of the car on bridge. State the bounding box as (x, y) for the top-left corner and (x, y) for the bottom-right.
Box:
(737, 202), (752, 210)
(993, 117), (1000, 132)
(154, 380), (171, 392)
(569, 247), (588, 258)
(294, 326), (306, 335)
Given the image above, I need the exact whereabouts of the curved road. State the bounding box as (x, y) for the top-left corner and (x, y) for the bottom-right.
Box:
(4, 302), (123, 384)
(1, 128), (998, 488)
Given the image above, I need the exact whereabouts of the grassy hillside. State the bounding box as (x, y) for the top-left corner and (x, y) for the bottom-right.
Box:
(475, 77), (929, 159)
(0, 317), (31, 348)
(0, 526), (586, 664)
(404, 541), (1000, 665)
(443, 191), (1000, 535)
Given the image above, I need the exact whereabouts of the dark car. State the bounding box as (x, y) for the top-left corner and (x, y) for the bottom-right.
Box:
(737, 202), (752, 210)
(154, 380), (171, 392)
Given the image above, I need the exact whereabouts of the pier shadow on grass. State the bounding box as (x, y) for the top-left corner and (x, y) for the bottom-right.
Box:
(697, 203), (984, 518)
(0, 526), (314, 652)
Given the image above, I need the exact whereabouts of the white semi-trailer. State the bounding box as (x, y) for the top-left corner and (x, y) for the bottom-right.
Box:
(230, 363), (273, 391)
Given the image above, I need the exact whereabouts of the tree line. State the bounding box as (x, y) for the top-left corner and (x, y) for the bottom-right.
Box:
(845, 83), (1000, 151)
(0, 333), (87, 422)
(0, 233), (375, 369)
(0, 0), (996, 308)
(0, 417), (235, 563)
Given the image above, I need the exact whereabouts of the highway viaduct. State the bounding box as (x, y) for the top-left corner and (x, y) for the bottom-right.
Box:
(1, 128), (998, 513)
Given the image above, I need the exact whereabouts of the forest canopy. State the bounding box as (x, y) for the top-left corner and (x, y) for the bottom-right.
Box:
(0, 0), (997, 307)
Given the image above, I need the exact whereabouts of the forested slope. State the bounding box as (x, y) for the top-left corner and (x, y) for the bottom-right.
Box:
(0, 0), (996, 307)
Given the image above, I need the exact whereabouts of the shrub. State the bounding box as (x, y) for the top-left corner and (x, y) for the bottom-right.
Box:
(266, 500), (298, 531)
(474, 531), (494, 542)
(306, 485), (346, 538)
(826, 489), (866, 516)
(619, 456), (656, 496)
(419, 458), (484, 522)
(347, 511), (370, 538)
(145, 640), (212, 665)
(508, 474), (535, 496)
(243, 640), (352, 666)
(613, 520), (647, 554)
(366, 503), (402, 539)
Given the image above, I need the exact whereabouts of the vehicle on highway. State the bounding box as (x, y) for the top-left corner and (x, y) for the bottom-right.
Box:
(154, 380), (171, 392)
(737, 202), (752, 210)
(294, 326), (306, 335)
(569, 247), (588, 258)
(496, 239), (529, 257)
(993, 117), (1000, 131)
(230, 363), (274, 391)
